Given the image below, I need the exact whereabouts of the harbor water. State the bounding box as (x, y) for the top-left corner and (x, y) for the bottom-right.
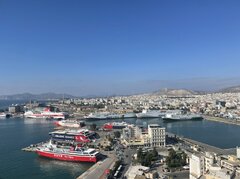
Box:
(0, 118), (92, 179)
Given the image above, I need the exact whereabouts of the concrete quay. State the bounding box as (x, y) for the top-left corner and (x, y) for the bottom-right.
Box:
(167, 132), (236, 155)
(204, 115), (240, 126)
(77, 153), (116, 179)
(181, 137), (235, 155)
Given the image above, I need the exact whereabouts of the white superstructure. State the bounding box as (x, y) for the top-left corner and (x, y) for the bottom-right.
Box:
(24, 107), (66, 119)
(136, 109), (165, 118)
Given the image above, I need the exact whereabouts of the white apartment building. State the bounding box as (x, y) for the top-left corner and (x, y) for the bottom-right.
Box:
(190, 153), (204, 179)
(148, 124), (165, 147)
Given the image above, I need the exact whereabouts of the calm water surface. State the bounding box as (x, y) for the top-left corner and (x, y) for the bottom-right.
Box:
(0, 118), (92, 179)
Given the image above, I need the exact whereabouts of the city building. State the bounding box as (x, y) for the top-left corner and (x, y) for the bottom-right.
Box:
(8, 105), (24, 113)
(121, 124), (166, 148)
(189, 153), (204, 179)
(148, 124), (166, 147)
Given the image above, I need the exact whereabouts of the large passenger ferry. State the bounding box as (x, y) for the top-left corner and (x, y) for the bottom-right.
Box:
(36, 141), (99, 162)
(24, 107), (66, 119)
(136, 109), (165, 118)
(49, 129), (99, 143)
(162, 110), (203, 121)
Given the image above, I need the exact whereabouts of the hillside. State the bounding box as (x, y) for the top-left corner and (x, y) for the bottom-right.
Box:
(152, 88), (199, 96)
(218, 86), (240, 93)
(0, 93), (77, 100)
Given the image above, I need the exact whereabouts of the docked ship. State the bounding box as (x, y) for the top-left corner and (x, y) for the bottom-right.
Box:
(103, 121), (128, 130)
(84, 112), (109, 120)
(54, 120), (85, 128)
(163, 113), (203, 121)
(36, 141), (99, 162)
(0, 113), (11, 118)
(123, 112), (136, 118)
(49, 129), (99, 143)
(136, 109), (165, 118)
(84, 112), (123, 120)
(24, 107), (66, 120)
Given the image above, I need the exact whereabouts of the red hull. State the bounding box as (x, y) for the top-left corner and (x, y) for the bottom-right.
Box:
(103, 124), (113, 130)
(36, 150), (97, 163)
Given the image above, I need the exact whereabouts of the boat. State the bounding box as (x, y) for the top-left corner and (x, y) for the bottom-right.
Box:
(123, 112), (136, 118)
(136, 109), (165, 118)
(84, 112), (109, 120)
(49, 129), (99, 143)
(24, 107), (66, 120)
(36, 141), (99, 162)
(106, 113), (123, 119)
(54, 120), (85, 128)
(103, 121), (128, 130)
(0, 113), (11, 118)
(84, 112), (123, 120)
(163, 113), (203, 121)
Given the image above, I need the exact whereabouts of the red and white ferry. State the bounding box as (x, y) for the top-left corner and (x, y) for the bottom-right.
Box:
(49, 129), (99, 143)
(24, 107), (66, 120)
(36, 141), (99, 162)
(103, 121), (128, 130)
(54, 120), (85, 128)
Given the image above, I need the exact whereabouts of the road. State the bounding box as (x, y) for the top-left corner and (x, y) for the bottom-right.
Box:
(77, 153), (116, 179)
(119, 146), (135, 179)
(166, 170), (189, 179)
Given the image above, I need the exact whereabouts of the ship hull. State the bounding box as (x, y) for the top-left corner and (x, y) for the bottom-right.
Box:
(25, 114), (65, 120)
(54, 121), (80, 128)
(36, 150), (97, 162)
(163, 116), (203, 121)
(136, 114), (162, 118)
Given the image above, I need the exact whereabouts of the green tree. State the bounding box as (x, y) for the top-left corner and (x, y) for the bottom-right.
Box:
(89, 123), (97, 131)
(152, 147), (158, 159)
(166, 149), (187, 168)
(114, 131), (121, 138)
(142, 152), (153, 167)
(137, 148), (143, 163)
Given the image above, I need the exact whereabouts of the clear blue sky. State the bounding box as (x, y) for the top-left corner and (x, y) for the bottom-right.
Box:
(1, 0), (240, 96)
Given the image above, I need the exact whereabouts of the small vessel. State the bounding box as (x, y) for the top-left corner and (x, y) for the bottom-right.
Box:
(136, 109), (165, 118)
(103, 121), (128, 130)
(49, 129), (99, 143)
(0, 113), (11, 118)
(54, 120), (85, 128)
(24, 107), (66, 120)
(36, 141), (99, 162)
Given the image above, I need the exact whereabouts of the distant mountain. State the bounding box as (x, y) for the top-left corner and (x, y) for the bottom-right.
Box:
(218, 86), (240, 93)
(0, 93), (78, 100)
(152, 88), (201, 96)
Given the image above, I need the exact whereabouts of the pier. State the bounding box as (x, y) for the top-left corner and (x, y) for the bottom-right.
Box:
(77, 153), (117, 179)
(167, 132), (236, 155)
(204, 115), (240, 126)
(181, 137), (235, 155)
(22, 142), (46, 152)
